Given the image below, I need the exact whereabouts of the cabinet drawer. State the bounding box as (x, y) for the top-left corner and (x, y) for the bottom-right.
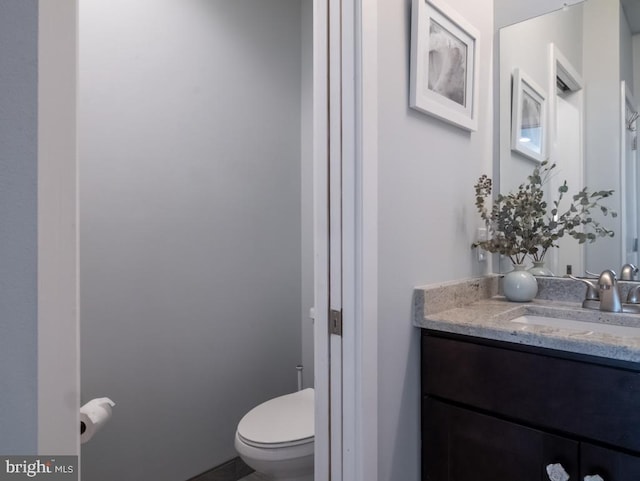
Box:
(422, 334), (640, 452)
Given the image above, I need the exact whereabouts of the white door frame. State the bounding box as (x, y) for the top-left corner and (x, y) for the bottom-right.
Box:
(312, 0), (331, 478)
(37, 0), (80, 457)
(341, 0), (379, 480)
(314, 0), (378, 480)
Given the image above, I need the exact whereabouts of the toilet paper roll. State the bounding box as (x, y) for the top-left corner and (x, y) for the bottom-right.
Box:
(80, 397), (115, 444)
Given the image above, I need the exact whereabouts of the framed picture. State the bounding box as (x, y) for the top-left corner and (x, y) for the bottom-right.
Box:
(410, 0), (480, 131)
(511, 68), (547, 162)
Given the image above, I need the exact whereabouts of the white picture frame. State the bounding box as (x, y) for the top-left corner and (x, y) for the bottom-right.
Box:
(410, 0), (480, 131)
(511, 68), (547, 162)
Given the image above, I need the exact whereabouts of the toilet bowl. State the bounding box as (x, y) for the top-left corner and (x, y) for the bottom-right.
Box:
(235, 388), (314, 481)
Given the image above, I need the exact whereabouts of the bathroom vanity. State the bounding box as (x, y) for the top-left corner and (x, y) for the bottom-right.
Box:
(415, 276), (640, 481)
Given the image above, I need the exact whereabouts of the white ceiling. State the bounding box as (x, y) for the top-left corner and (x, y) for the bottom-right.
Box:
(622, 0), (640, 34)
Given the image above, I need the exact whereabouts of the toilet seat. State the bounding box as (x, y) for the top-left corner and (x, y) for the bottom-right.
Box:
(236, 433), (314, 454)
(237, 432), (313, 450)
(237, 388), (314, 450)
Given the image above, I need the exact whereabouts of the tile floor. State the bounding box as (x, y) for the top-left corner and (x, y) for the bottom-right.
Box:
(188, 457), (254, 481)
(238, 473), (270, 481)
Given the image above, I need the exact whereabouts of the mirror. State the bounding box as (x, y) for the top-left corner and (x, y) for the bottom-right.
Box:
(498, 0), (640, 277)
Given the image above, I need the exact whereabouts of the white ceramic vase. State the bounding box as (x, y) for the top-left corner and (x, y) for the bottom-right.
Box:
(528, 261), (554, 277)
(503, 264), (538, 302)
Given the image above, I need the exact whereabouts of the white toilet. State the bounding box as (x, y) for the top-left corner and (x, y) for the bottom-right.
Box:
(235, 388), (314, 481)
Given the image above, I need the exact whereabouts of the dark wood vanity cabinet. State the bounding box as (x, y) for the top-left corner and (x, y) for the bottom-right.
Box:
(423, 397), (580, 481)
(421, 332), (640, 481)
(580, 443), (640, 480)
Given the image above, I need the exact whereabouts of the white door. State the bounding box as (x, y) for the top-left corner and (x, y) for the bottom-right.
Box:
(552, 95), (584, 276)
(624, 106), (638, 265)
(319, 0), (363, 479)
(329, 0), (343, 478)
(320, 1), (380, 480)
(621, 82), (639, 267)
(313, 0), (341, 479)
(548, 45), (585, 277)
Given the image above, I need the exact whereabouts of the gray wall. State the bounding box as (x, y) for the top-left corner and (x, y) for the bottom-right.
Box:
(79, 1), (304, 480)
(0, 0), (38, 455)
(376, 0), (494, 479)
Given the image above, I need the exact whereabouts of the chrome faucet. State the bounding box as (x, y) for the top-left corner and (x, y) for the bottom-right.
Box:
(627, 284), (640, 304)
(595, 269), (622, 312)
(569, 269), (640, 313)
(569, 269), (622, 312)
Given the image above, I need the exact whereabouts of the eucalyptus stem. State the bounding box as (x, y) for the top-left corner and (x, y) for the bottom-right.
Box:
(472, 161), (616, 265)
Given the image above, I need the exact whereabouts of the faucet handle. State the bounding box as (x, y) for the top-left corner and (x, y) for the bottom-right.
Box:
(621, 263), (639, 281)
(627, 285), (640, 304)
(567, 275), (599, 300)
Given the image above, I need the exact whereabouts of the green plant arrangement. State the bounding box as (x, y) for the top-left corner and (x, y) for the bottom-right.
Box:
(472, 161), (617, 266)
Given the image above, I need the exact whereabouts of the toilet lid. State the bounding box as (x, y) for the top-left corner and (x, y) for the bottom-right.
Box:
(237, 388), (314, 446)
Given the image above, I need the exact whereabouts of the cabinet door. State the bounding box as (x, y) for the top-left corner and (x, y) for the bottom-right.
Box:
(422, 334), (640, 452)
(423, 398), (579, 481)
(581, 443), (640, 481)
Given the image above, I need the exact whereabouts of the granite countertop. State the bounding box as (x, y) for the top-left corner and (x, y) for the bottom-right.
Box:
(413, 276), (640, 363)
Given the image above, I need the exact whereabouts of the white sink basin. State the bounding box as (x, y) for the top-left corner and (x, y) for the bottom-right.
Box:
(511, 315), (640, 337)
